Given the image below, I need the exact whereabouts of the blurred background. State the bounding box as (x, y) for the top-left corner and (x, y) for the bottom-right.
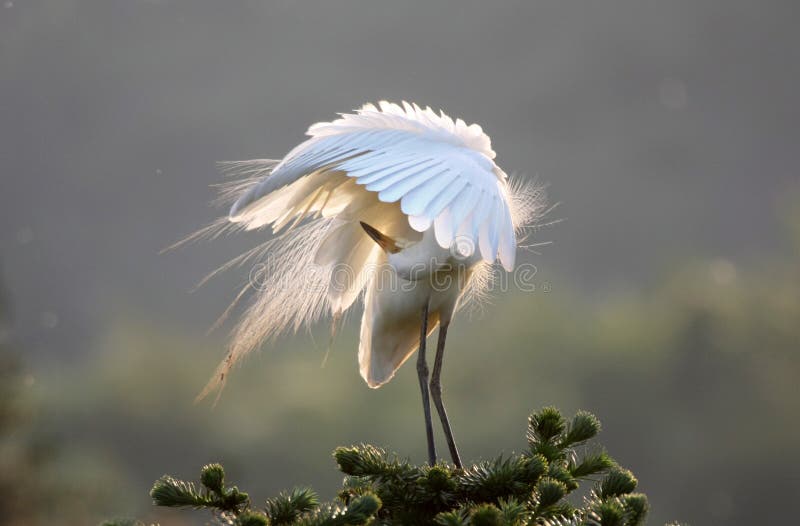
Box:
(1, 1), (798, 524)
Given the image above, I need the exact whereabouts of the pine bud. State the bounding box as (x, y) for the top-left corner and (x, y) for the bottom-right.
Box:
(622, 493), (649, 525)
(470, 504), (503, 526)
(563, 411), (601, 445)
(200, 463), (225, 493)
(234, 511), (268, 526)
(536, 477), (567, 508)
(600, 468), (638, 498)
(345, 493), (381, 520)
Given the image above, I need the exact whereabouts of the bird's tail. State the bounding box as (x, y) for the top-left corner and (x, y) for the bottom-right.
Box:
(357, 279), (441, 388)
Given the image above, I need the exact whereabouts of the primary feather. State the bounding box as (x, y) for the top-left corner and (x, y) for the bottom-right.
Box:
(196, 101), (545, 401)
(230, 101), (516, 269)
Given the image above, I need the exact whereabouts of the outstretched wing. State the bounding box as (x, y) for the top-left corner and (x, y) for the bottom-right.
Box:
(229, 101), (518, 270)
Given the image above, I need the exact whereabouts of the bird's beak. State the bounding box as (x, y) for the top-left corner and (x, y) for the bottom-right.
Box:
(359, 221), (401, 254)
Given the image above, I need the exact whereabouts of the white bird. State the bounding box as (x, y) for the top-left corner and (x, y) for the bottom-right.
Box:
(192, 101), (545, 468)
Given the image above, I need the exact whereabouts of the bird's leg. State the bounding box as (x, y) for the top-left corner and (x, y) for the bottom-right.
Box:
(417, 302), (437, 466)
(430, 322), (463, 469)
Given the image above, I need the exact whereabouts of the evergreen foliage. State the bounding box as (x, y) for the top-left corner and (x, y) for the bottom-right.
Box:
(114, 408), (661, 525)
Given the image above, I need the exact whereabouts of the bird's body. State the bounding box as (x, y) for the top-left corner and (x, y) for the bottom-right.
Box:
(194, 101), (545, 466)
(360, 226), (475, 387)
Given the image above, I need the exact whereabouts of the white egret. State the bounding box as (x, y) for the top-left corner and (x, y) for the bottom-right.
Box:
(192, 101), (545, 468)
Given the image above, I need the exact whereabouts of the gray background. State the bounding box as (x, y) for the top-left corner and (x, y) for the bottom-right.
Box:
(1, 1), (798, 525)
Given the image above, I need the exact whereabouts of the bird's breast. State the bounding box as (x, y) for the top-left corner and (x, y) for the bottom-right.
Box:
(387, 228), (481, 281)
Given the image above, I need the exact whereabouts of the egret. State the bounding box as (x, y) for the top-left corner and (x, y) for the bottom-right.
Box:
(193, 101), (545, 468)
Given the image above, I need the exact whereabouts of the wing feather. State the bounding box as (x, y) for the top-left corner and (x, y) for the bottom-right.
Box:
(398, 169), (459, 216)
(449, 184), (481, 234)
(425, 176), (469, 221)
(478, 196), (500, 261)
(376, 164), (447, 202)
(365, 159), (441, 192)
(497, 197), (516, 271)
(230, 101), (518, 268)
(351, 156), (420, 184)
(469, 190), (493, 243)
(409, 214), (433, 232)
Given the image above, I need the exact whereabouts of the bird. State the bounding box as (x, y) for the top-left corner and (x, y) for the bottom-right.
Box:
(190, 101), (545, 468)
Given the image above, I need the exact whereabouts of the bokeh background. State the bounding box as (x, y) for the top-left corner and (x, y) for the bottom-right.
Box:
(2, 1), (799, 524)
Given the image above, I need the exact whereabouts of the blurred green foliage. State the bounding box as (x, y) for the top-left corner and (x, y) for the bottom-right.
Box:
(1, 293), (128, 524)
(3, 206), (799, 525)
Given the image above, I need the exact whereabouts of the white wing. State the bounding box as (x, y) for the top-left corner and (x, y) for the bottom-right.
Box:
(230, 101), (517, 270)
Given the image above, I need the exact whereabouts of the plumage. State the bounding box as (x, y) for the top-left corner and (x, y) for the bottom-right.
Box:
(229, 102), (516, 269)
(196, 101), (545, 405)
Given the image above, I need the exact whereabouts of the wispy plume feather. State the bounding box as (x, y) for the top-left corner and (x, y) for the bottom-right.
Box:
(196, 216), (338, 404)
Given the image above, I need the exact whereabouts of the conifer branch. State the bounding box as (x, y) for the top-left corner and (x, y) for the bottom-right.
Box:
(105, 408), (681, 525)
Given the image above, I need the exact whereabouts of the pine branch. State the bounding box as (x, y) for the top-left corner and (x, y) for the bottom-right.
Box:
(106, 407), (682, 526)
(150, 463), (249, 513)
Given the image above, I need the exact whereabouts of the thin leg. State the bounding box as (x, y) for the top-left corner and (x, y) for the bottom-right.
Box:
(416, 302), (437, 466)
(430, 322), (463, 469)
